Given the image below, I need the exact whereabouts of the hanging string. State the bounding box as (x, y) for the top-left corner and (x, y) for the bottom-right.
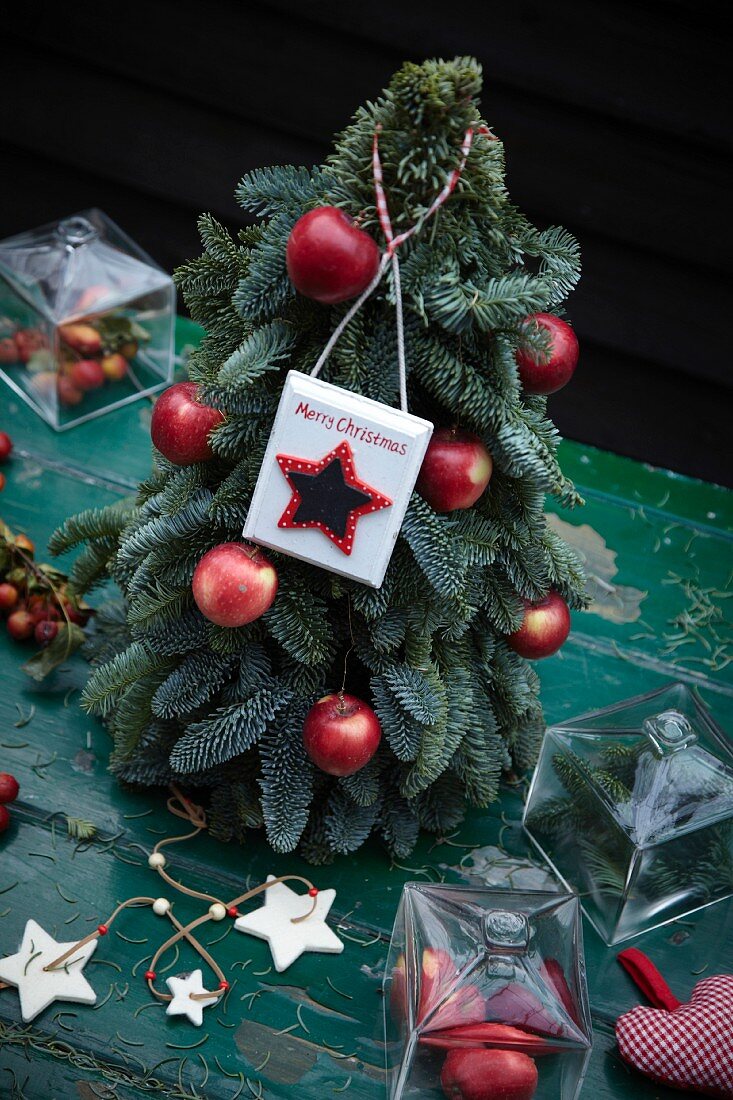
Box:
(143, 873), (322, 1000)
(43, 897), (159, 973)
(149, 786), (319, 923)
(311, 119), (493, 412)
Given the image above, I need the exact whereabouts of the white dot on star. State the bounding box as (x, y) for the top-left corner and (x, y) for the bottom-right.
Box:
(234, 876), (344, 972)
(0, 919), (97, 1022)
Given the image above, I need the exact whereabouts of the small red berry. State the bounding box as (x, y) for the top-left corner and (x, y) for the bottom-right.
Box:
(0, 805), (10, 833)
(308, 888), (319, 898)
(7, 609), (35, 641)
(97, 924), (108, 936)
(0, 431), (12, 461)
(218, 980), (230, 991)
(0, 583), (18, 613)
(144, 970), (156, 982)
(35, 620), (59, 647)
(0, 773), (20, 803)
(226, 907), (239, 919)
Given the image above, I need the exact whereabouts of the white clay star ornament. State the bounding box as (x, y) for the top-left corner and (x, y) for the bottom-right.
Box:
(0, 919), (97, 1022)
(165, 969), (220, 1026)
(234, 875), (344, 972)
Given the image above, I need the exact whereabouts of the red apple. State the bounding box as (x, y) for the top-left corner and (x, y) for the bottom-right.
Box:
(421, 1022), (555, 1055)
(192, 542), (278, 627)
(286, 206), (381, 305)
(7, 609), (35, 641)
(515, 314), (578, 396)
(441, 1048), (538, 1100)
(57, 375), (84, 407)
(417, 948), (485, 1030)
(418, 948), (459, 1023)
(302, 692), (381, 777)
(417, 429), (493, 513)
(59, 322), (102, 356)
(0, 583), (19, 613)
(151, 381), (224, 465)
(507, 591), (570, 660)
(0, 772), (19, 803)
(539, 958), (578, 1024)
(71, 359), (106, 392)
(485, 983), (569, 1040)
(101, 353), (128, 381)
(0, 430), (12, 461)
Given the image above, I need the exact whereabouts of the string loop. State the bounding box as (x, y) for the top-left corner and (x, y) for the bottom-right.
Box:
(311, 120), (492, 413)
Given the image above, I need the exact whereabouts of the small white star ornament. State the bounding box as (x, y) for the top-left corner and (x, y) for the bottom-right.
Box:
(235, 876), (344, 972)
(165, 969), (219, 1026)
(0, 919), (97, 1022)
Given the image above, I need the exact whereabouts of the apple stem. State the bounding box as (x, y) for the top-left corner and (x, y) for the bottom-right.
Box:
(336, 690), (348, 715)
(243, 544), (260, 561)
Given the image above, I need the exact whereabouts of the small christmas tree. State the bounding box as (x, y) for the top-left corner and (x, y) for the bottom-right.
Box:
(51, 58), (586, 862)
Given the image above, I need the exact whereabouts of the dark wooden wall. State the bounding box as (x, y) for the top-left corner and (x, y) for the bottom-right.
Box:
(2, 1), (731, 484)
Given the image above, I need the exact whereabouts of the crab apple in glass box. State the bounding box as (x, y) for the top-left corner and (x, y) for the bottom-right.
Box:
(0, 209), (174, 429)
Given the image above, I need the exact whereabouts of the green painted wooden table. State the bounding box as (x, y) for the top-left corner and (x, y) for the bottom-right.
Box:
(1, 318), (731, 1100)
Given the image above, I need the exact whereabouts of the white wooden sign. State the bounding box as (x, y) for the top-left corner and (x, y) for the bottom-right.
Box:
(243, 371), (433, 587)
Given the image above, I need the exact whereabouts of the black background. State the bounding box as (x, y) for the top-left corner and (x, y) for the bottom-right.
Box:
(2, 1), (731, 485)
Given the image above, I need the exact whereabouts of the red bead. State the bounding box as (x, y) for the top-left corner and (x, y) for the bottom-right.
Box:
(308, 887), (319, 897)
(218, 980), (230, 991)
(97, 924), (108, 936)
(226, 907), (239, 918)
(144, 970), (156, 981)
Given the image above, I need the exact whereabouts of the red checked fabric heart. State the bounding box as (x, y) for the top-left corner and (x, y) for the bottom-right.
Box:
(616, 948), (733, 1097)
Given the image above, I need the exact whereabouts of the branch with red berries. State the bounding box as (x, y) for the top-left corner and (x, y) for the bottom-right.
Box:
(0, 516), (92, 680)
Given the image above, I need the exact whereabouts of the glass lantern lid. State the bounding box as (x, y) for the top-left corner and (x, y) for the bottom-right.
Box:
(547, 683), (733, 845)
(395, 884), (592, 1049)
(0, 208), (171, 323)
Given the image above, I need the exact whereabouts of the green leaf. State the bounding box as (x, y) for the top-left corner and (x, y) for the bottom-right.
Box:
(22, 624), (86, 683)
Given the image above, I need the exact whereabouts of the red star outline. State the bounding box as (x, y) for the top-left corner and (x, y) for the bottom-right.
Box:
(275, 440), (392, 555)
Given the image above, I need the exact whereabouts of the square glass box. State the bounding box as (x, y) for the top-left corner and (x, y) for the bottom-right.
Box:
(523, 682), (733, 945)
(383, 884), (592, 1100)
(0, 209), (174, 430)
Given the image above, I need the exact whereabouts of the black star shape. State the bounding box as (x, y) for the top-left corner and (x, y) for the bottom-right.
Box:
(276, 441), (393, 555)
(288, 457), (372, 540)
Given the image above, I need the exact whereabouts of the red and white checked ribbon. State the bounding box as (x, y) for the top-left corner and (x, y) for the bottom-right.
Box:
(311, 121), (493, 411)
(372, 122), (492, 255)
(616, 949), (733, 1097)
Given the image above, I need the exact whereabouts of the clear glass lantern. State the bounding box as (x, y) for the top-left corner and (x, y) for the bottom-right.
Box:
(0, 209), (174, 429)
(383, 884), (592, 1099)
(523, 682), (733, 945)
